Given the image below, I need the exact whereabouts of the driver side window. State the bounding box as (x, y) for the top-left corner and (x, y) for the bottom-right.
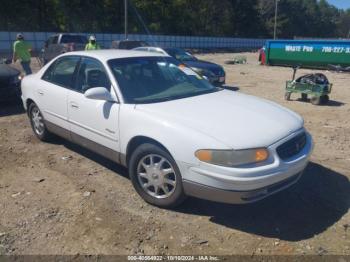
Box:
(74, 57), (111, 93)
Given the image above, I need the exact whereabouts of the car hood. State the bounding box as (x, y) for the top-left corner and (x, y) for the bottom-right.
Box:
(184, 60), (222, 71)
(0, 64), (20, 78)
(136, 90), (304, 149)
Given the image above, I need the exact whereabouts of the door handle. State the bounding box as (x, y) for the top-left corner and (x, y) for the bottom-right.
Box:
(70, 102), (79, 109)
(37, 90), (44, 96)
(105, 128), (116, 134)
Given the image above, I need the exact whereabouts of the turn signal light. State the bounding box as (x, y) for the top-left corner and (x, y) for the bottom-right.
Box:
(255, 149), (269, 162)
(195, 150), (212, 162)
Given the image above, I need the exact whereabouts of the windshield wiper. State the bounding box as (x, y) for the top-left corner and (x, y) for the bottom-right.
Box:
(135, 97), (175, 104)
(133, 85), (223, 104)
(136, 89), (221, 104)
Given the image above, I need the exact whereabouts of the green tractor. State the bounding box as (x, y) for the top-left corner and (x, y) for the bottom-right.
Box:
(285, 67), (332, 105)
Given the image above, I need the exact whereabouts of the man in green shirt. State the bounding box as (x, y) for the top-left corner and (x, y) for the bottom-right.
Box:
(12, 33), (32, 75)
(85, 35), (100, 50)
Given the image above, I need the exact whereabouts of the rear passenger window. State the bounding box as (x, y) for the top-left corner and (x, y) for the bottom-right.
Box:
(74, 57), (111, 93)
(42, 56), (80, 88)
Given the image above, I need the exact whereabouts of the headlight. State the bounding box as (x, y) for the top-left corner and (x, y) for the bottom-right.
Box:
(195, 148), (269, 167)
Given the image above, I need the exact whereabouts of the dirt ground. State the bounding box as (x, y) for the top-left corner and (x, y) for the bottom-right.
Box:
(0, 52), (349, 256)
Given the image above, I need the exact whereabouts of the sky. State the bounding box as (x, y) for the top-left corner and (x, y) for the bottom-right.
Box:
(327, 0), (350, 9)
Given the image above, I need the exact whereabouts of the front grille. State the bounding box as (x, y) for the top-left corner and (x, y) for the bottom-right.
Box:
(277, 132), (307, 160)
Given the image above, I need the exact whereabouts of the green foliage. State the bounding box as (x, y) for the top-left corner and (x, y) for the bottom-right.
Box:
(0, 0), (349, 39)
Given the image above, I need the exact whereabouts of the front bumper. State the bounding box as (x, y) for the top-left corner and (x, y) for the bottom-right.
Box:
(179, 129), (313, 204)
(183, 172), (303, 204)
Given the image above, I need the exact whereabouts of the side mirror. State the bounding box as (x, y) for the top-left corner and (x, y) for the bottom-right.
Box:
(84, 87), (116, 102)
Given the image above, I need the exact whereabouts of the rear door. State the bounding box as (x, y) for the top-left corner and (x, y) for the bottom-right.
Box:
(39, 56), (80, 137)
(67, 57), (120, 161)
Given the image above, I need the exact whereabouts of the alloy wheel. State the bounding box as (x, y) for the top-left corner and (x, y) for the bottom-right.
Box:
(31, 107), (45, 136)
(136, 154), (177, 199)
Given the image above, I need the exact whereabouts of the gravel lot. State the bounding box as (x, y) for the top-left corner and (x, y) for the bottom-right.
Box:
(0, 52), (349, 256)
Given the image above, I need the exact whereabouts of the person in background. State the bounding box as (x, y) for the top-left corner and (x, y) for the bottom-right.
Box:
(12, 33), (32, 75)
(85, 35), (100, 50)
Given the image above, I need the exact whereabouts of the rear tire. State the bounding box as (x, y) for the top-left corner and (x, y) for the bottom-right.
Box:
(128, 143), (186, 208)
(28, 103), (51, 141)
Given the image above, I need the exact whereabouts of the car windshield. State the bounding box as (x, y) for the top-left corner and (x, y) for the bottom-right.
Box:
(165, 48), (196, 62)
(61, 35), (87, 44)
(108, 57), (220, 104)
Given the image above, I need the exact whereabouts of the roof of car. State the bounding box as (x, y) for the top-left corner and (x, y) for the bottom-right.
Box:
(163, 47), (182, 51)
(61, 49), (169, 62)
(134, 46), (164, 49)
(133, 46), (166, 51)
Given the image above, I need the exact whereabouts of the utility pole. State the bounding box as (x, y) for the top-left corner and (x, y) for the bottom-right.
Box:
(124, 0), (128, 40)
(273, 0), (279, 40)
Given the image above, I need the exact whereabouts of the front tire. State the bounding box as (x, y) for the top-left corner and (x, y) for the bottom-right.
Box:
(129, 143), (186, 208)
(28, 103), (51, 141)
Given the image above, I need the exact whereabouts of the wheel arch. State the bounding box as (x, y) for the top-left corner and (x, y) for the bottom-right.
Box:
(125, 136), (173, 167)
(26, 98), (36, 114)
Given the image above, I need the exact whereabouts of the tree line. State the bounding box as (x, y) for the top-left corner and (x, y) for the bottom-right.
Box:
(0, 0), (349, 39)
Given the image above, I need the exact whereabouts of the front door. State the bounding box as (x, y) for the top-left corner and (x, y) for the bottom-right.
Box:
(67, 57), (120, 162)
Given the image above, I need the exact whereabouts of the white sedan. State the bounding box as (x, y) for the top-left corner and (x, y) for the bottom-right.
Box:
(21, 50), (313, 208)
